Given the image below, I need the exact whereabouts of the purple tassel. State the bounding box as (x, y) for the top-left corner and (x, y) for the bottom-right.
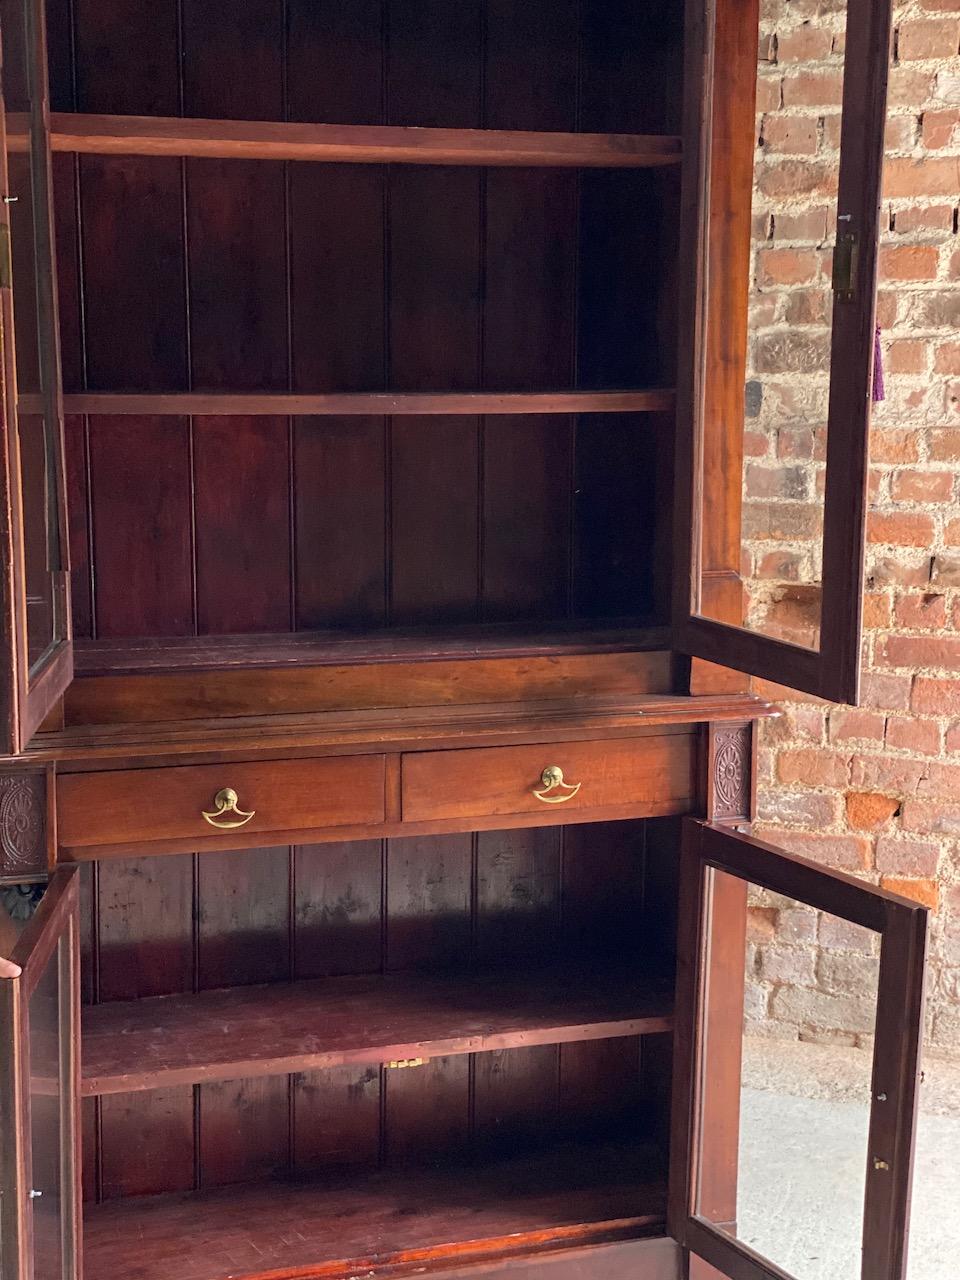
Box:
(872, 325), (885, 403)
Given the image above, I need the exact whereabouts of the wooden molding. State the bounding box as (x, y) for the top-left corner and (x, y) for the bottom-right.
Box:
(6, 111), (682, 169)
(703, 721), (754, 824)
(22, 389), (676, 418)
(0, 771), (47, 880)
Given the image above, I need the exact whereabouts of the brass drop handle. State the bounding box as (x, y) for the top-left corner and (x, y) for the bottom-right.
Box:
(202, 787), (256, 830)
(532, 765), (582, 805)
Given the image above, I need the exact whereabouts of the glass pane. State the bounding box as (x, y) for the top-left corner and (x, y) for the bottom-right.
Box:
(3, 0), (67, 680)
(697, 0), (855, 650)
(905, 1044), (960, 1280)
(696, 871), (881, 1280)
(0, 879), (44, 951)
(27, 935), (64, 1279)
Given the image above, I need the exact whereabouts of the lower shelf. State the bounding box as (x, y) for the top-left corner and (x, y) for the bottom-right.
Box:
(83, 1139), (667, 1280)
(81, 967), (674, 1096)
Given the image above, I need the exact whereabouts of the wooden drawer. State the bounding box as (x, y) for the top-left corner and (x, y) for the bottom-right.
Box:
(401, 732), (695, 824)
(57, 755), (385, 851)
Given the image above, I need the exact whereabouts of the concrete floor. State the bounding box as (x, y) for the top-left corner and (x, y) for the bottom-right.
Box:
(737, 1040), (960, 1280)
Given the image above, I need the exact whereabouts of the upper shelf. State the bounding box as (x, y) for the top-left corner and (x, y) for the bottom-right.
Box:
(6, 111), (682, 169)
(20, 389), (676, 417)
(81, 966), (673, 1097)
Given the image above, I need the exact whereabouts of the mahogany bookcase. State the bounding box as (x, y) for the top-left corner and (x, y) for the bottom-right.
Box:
(0, 3), (926, 1280)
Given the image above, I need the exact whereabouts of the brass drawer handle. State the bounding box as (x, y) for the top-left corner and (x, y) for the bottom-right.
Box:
(202, 787), (255, 830)
(532, 765), (582, 805)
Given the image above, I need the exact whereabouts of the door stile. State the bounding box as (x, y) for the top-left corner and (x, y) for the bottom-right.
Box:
(0, 974), (29, 1280)
(862, 903), (927, 1279)
(0, 32), (27, 751)
(0, 0), (73, 754)
(0, 865), (80, 1280)
(57, 915), (81, 1280)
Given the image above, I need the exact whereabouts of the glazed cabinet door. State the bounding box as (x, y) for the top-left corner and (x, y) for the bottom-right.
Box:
(0, 866), (81, 1280)
(673, 0), (893, 704)
(0, 0), (72, 753)
(669, 820), (926, 1280)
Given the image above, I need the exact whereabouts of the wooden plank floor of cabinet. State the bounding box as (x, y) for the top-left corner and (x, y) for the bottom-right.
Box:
(80, 967), (674, 1096)
(82, 1139), (667, 1280)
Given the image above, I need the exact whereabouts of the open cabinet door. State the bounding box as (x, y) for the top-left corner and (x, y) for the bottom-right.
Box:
(0, 866), (81, 1280)
(0, 0), (73, 753)
(673, 0), (894, 705)
(669, 821), (926, 1280)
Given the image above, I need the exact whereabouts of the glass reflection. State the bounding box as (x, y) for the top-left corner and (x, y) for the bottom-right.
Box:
(28, 937), (64, 1279)
(699, 0), (851, 651)
(698, 876), (879, 1280)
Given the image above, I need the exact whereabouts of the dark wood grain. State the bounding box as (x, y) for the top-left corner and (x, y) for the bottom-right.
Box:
(294, 840), (383, 979)
(193, 417), (291, 634)
(475, 828), (561, 965)
(72, 0), (179, 116)
(28, 390), (676, 416)
(83, 1139), (668, 1280)
(78, 158), (187, 392)
(402, 734), (696, 825)
(573, 414), (665, 620)
(474, 1044), (560, 1153)
(293, 1063), (381, 1173)
(96, 856), (194, 1001)
(385, 835), (472, 971)
(286, 0), (385, 127)
(88, 417), (193, 638)
(58, 755), (386, 851)
(196, 846), (290, 990)
(4, 112), (685, 168)
(62, 416), (91, 639)
(390, 416), (480, 626)
(70, 624), (672, 673)
(294, 417), (387, 629)
(386, 0), (482, 130)
(483, 0), (579, 134)
(99, 1086), (194, 1199)
(81, 967), (674, 1097)
(385, 1052), (471, 1165)
(199, 1074), (290, 1188)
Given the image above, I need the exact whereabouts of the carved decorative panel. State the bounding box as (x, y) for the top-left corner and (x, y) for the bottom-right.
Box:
(0, 771), (47, 879)
(709, 723), (753, 823)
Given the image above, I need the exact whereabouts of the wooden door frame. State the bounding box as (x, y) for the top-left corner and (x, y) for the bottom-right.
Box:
(673, 0), (895, 706)
(0, 865), (81, 1280)
(669, 821), (927, 1280)
(0, 0), (73, 756)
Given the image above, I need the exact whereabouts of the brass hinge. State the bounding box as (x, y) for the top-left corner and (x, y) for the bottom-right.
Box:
(832, 230), (859, 302)
(386, 1057), (426, 1070)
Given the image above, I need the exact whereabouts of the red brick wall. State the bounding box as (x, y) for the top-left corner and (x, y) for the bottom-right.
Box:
(745, 0), (960, 1051)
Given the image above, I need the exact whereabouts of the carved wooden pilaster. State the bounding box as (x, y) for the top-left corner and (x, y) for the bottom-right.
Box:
(0, 770), (48, 880)
(703, 721), (755, 824)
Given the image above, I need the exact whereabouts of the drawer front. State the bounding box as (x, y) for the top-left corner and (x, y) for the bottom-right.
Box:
(57, 755), (385, 850)
(402, 733), (695, 823)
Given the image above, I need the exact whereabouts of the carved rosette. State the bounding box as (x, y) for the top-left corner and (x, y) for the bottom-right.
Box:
(0, 772), (46, 879)
(710, 724), (752, 823)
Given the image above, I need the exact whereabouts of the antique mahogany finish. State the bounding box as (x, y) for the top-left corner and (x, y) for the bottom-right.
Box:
(0, 3), (921, 1280)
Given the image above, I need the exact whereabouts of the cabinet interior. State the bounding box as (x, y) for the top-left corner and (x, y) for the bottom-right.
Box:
(0, 3), (718, 1280)
(12, 0), (684, 681)
(73, 819), (679, 1280)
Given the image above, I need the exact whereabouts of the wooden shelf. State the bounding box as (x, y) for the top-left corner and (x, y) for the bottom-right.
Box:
(72, 622), (670, 676)
(7, 111), (682, 169)
(22, 389), (676, 417)
(83, 1139), (667, 1280)
(81, 968), (673, 1097)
